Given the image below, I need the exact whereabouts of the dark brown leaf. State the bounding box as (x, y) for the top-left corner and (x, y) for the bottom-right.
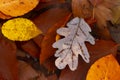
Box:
(20, 40), (40, 58)
(0, 33), (18, 80)
(33, 5), (71, 48)
(40, 13), (71, 64)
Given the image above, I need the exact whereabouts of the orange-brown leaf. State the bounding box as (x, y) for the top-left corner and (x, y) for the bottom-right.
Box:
(40, 13), (72, 64)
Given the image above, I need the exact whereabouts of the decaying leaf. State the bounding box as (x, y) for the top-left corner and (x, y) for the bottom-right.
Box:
(19, 61), (47, 80)
(40, 13), (71, 63)
(86, 54), (120, 80)
(72, 0), (92, 18)
(112, 5), (120, 24)
(52, 17), (95, 71)
(2, 18), (42, 41)
(0, 33), (18, 80)
(0, 0), (39, 17)
(89, 0), (120, 28)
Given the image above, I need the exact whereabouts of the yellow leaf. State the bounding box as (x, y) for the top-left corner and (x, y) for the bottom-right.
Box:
(1, 18), (42, 41)
(86, 54), (120, 80)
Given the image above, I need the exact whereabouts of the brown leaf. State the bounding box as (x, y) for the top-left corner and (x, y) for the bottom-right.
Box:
(0, 33), (18, 80)
(86, 54), (120, 80)
(20, 40), (40, 58)
(59, 40), (118, 80)
(43, 56), (57, 71)
(33, 6), (71, 48)
(40, 13), (71, 63)
(19, 61), (47, 80)
(47, 74), (58, 80)
(72, 0), (92, 18)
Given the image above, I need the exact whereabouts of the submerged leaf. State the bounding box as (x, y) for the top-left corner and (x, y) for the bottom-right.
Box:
(2, 18), (42, 41)
(52, 17), (95, 71)
(86, 54), (120, 80)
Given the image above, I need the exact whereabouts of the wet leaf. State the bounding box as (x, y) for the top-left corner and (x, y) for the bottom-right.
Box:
(0, 0), (39, 17)
(59, 40), (118, 80)
(40, 13), (71, 63)
(86, 54), (120, 80)
(0, 33), (18, 80)
(52, 17), (95, 71)
(2, 18), (42, 41)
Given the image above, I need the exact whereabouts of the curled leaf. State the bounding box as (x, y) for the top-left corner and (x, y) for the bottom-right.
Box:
(2, 18), (42, 41)
(52, 17), (95, 71)
(86, 54), (120, 80)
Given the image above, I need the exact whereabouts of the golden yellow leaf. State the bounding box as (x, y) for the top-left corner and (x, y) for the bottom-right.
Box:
(1, 18), (42, 41)
(86, 54), (120, 80)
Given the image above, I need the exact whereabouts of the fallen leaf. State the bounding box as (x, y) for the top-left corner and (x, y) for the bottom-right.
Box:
(0, 33), (18, 80)
(43, 56), (57, 71)
(20, 40), (40, 58)
(2, 18), (42, 41)
(40, 13), (71, 63)
(0, 11), (11, 19)
(0, 0), (39, 17)
(89, 0), (119, 28)
(86, 54), (120, 80)
(72, 0), (92, 18)
(19, 61), (47, 80)
(112, 5), (120, 24)
(33, 6), (71, 48)
(52, 17), (95, 71)
(59, 40), (118, 80)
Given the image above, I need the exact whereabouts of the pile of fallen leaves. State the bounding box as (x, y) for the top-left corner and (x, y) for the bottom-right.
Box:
(0, 0), (120, 80)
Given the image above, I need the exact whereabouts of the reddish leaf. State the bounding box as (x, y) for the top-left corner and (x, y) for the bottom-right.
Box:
(40, 13), (71, 63)
(43, 56), (57, 71)
(47, 74), (58, 80)
(59, 40), (118, 80)
(0, 33), (18, 80)
(19, 61), (47, 80)
(20, 40), (40, 58)
(33, 6), (71, 48)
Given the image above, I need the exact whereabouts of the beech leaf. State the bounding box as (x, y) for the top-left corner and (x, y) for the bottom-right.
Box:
(52, 17), (95, 71)
(1, 18), (42, 41)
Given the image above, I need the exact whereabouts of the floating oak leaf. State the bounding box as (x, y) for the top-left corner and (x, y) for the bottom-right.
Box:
(52, 17), (95, 71)
(1, 18), (42, 41)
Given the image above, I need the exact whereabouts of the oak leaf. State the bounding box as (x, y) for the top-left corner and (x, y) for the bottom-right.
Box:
(52, 17), (95, 71)
(86, 54), (120, 80)
(2, 18), (42, 41)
